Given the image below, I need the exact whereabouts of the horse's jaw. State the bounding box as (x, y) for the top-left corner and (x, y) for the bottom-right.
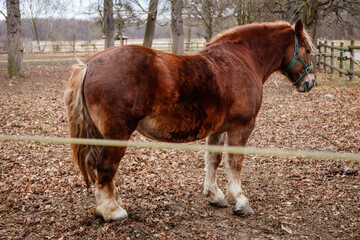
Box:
(297, 74), (316, 92)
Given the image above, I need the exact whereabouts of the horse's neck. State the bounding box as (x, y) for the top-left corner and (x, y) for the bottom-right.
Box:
(201, 28), (292, 84)
(248, 31), (292, 82)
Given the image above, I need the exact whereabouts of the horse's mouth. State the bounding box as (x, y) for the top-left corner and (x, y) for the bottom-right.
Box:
(297, 75), (315, 92)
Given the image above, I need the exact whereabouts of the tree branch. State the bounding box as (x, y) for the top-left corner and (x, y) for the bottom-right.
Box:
(0, 9), (6, 19)
(128, 0), (147, 13)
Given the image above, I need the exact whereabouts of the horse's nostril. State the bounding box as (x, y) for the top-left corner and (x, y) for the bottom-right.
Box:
(305, 81), (309, 91)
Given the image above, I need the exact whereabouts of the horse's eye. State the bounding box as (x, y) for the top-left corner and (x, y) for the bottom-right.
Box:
(306, 49), (311, 54)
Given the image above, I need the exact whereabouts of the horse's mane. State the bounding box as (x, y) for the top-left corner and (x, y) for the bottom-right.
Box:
(206, 21), (314, 51)
(299, 25), (315, 51)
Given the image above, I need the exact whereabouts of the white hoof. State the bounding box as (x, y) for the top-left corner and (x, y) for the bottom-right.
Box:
(233, 195), (255, 216)
(233, 204), (255, 216)
(204, 187), (228, 208)
(96, 205), (128, 221)
(209, 198), (228, 208)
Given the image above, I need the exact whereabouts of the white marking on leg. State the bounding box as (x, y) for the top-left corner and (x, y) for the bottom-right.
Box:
(95, 184), (128, 221)
(225, 154), (249, 211)
(203, 151), (227, 206)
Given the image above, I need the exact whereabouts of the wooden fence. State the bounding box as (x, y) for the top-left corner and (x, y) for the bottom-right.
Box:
(0, 39), (206, 54)
(315, 40), (360, 80)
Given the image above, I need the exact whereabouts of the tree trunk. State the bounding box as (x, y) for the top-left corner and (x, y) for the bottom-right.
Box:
(171, 0), (184, 55)
(104, 0), (114, 49)
(143, 0), (158, 47)
(306, 21), (318, 44)
(203, 0), (213, 42)
(31, 18), (42, 52)
(186, 24), (191, 52)
(302, 0), (320, 46)
(6, 0), (24, 77)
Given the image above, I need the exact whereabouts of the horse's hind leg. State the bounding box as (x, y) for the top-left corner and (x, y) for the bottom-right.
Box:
(95, 145), (128, 221)
(203, 132), (228, 208)
(226, 121), (256, 216)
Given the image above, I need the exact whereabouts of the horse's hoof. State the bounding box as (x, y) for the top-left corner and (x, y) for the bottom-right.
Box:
(210, 198), (228, 208)
(96, 206), (128, 221)
(111, 206), (128, 220)
(233, 204), (255, 216)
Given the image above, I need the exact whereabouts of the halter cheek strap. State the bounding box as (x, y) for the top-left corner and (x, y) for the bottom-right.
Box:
(283, 34), (313, 86)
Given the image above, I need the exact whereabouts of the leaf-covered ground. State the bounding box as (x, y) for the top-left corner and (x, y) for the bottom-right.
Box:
(0, 55), (359, 239)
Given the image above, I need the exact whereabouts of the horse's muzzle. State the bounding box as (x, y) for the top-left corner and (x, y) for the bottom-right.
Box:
(297, 74), (315, 92)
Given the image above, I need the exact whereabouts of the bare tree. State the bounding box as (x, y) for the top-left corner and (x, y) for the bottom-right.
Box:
(264, 0), (360, 43)
(190, 0), (234, 42)
(113, 0), (141, 45)
(233, 0), (262, 25)
(171, 0), (184, 54)
(6, 0), (24, 77)
(22, 0), (47, 51)
(91, 0), (141, 46)
(22, 0), (69, 52)
(104, 0), (114, 48)
(301, 0), (360, 41)
(143, 0), (158, 47)
(183, 0), (193, 49)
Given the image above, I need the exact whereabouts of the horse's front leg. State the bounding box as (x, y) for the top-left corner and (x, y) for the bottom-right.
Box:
(226, 122), (255, 216)
(95, 146), (128, 221)
(203, 132), (228, 207)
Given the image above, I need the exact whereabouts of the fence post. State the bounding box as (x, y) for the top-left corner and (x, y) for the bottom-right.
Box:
(339, 42), (344, 77)
(313, 49), (317, 75)
(323, 40), (327, 71)
(331, 42), (334, 74)
(317, 41), (322, 67)
(349, 40), (354, 81)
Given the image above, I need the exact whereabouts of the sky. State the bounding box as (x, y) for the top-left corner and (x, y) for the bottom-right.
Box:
(0, 1), (98, 21)
(0, 0), (150, 21)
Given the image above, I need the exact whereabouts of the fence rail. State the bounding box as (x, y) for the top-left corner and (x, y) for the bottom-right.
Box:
(316, 40), (360, 80)
(0, 39), (206, 54)
(0, 134), (359, 162)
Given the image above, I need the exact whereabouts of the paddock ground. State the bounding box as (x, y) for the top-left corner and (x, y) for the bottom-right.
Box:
(0, 54), (359, 239)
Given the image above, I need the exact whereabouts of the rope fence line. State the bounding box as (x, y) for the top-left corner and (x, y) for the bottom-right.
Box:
(0, 134), (359, 162)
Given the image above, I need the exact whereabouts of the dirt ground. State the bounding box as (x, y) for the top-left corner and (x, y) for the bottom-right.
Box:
(0, 54), (359, 239)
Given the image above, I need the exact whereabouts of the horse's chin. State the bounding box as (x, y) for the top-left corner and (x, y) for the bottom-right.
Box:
(297, 74), (315, 92)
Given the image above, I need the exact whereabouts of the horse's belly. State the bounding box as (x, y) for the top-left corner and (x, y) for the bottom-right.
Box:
(137, 115), (212, 143)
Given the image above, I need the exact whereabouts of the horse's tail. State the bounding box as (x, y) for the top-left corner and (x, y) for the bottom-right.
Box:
(64, 59), (102, 187)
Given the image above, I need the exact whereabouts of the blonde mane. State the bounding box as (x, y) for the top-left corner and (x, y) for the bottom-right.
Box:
(206, 21), (314, 51)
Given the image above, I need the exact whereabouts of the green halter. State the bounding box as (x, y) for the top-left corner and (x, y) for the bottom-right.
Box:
(284, 34), (313, 86)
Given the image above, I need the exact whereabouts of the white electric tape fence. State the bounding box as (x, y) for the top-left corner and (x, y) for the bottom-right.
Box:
(0, 134), (359, 162)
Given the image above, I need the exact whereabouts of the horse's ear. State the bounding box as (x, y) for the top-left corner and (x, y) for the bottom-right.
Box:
(294, 19), (304, 34)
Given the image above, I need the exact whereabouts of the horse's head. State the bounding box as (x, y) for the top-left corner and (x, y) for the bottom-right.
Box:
(282, 19), (315, 92)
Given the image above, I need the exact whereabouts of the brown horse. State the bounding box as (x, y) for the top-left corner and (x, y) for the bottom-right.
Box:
(65, 19), (315, 221)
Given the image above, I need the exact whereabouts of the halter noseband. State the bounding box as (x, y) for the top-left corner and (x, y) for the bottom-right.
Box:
(283, 34), (313, 86)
